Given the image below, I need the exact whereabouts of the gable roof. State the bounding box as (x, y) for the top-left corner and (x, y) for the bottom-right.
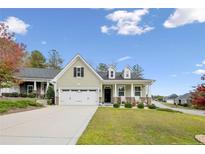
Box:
(15, 67), (60, 79)
(176, 93), (191, 100)
(52, 54), (103, 82)
(164, 94), (178, 100)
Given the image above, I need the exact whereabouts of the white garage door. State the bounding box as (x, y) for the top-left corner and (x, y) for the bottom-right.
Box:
(59, 89), (99, 105)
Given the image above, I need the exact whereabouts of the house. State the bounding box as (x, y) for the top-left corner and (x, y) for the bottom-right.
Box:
(51, 54), (155, 105)
(163, 94), (178, 104)
(174, 93), (192, 105)
(1, 54), (155, 105)
(0, 68), (60, 97)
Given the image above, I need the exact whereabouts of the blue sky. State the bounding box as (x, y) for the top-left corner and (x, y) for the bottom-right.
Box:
(0, 8), (205, 96)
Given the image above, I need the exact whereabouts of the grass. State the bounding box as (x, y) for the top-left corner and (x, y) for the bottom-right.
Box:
(77, 107), (205, 145)
(0, 98), (43, 114)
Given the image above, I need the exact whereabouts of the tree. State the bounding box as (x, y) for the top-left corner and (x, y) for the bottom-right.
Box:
(132, 64), (144, 78)
(47, 49), (63, 70)
(0, 23), (25, 89)
(27, 50), (46, 68)
(191, 84), (205, 108)
(191, 75), (205, 108)
(97, 63), (108, 72)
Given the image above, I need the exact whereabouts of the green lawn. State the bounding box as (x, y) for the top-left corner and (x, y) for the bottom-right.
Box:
(77, 107), (205, 145)
(0, 98), (43, 114)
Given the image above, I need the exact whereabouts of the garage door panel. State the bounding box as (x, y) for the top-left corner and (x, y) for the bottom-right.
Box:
(59, 89), (98, 105)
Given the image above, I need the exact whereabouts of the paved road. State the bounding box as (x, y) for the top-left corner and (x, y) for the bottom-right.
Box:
(0, 105), (97, 145)
(153, 101), (205, 117)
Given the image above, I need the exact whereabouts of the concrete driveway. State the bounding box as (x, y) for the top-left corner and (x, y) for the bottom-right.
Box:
(0, 105), (98, 145)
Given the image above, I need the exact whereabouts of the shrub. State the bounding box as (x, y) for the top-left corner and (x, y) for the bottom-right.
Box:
(124, 102), (132, 108)
(2, 92), (19, 97)
(113, 103), (120, 108)
(148, 104), (157, 109)
(182, 103), (188, 107)
(46, 85), (54, 99)
(27, 92), (36, 98)
(137, 103), (144, 109)
(156, 108), (182, 113)
(0, 108), (8, 113)
(47, 99), (54, 105)
(20, 93), (27, 97)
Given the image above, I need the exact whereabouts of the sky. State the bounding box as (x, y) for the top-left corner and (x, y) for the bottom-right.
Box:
(0, 8), (205, 96)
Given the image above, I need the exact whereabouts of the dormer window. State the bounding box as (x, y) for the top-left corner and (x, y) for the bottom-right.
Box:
(108, 66), (115, 79)
(110, 71), (114, 78)
(123, 67), (131, 79)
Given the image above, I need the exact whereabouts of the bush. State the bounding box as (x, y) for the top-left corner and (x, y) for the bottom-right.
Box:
(182, 103), (188, 107)
(27, 92), (36, 98)
(156, 108), (182, 113)
(124, 102), (132, 108)
(46, 85), (54, 99)
(20, 93), (27, 97)
(137, 103), (144, 109)
(113, 103), (120, 108)
(2, 92), (19, 97)
(148, 104), (157, 109)
(47, 99), (54, 105)
(0, 108), (8, 113)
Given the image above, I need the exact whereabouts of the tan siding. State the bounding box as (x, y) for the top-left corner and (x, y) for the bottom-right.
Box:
(57, 58), (101, 90)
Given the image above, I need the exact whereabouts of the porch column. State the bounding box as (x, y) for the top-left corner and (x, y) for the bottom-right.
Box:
(147, 84), (151, 97)
(131, 83), (134, 97)
(34, 81), (37, 91)
(114, 84), (117, 97)
(46, 82), (49, 92)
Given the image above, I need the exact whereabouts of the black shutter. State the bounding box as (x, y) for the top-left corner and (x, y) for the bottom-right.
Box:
(81, 67), (84, 77)
(74, 67), (76, 77)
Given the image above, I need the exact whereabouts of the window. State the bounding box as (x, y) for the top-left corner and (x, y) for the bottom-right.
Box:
(74, 67), (84, 77)
(110, 71), (114, 77)
(118, 86), (125, 96)
(27, 85), (33, 94)
(135, 86), (141, 96)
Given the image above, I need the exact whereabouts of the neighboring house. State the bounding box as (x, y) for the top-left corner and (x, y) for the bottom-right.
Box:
(175, 93), (192, 105)
(51, 54), (155, 105)
(1, 54), (155, 105)
(163, 94), (178, 103)
(0, 68), (60, 97)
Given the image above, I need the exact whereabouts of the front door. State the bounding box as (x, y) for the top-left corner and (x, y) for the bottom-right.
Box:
(104, 88), (111, 103)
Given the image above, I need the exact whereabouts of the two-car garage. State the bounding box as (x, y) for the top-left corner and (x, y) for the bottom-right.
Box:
(59, 89), (99, 105)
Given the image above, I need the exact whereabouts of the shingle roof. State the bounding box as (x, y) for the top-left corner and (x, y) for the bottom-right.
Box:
(16, 67), (60, 79)
(176, 93), (191, 100)
(97, 71), (148, 80)
(165, 94), (178, 100)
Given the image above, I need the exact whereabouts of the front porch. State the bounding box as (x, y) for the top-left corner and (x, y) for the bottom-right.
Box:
(19, 80), (50, 97)
(100, 82), (152, 104)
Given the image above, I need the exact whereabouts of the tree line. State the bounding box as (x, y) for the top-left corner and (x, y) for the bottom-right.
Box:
(23, 49), (63, 70)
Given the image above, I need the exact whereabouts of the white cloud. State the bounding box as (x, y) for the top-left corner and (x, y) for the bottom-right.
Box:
(196, 64), (203, 67)
(171, 74), (177, 77)
(202, 60), (205, 65)
(117, 56), (132, 62)
(193, 69), (205, 75)
(101, 9), (154, 35)
(41, 41), (47, 45)
(1, 16), (30, 35)
(164, 9), (205, 28)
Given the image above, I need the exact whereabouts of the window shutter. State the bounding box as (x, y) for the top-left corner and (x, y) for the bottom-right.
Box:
(81, 67), (84, 77)
(74, 67), (76, 77)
